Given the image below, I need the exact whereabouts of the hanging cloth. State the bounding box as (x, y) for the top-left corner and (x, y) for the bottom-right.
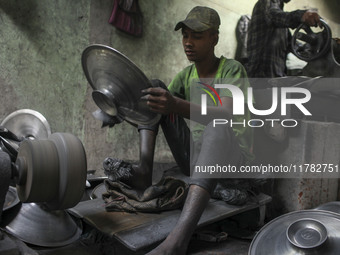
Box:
(109, 0), (143, 37)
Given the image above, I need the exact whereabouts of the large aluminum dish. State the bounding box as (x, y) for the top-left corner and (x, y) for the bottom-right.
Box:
(82, 44), (161, 126)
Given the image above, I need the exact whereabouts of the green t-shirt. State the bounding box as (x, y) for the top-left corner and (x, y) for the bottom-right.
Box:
(168, 56), (254, 162)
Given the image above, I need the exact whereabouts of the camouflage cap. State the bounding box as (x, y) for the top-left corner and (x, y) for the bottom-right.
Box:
(175, 6), (221, 32)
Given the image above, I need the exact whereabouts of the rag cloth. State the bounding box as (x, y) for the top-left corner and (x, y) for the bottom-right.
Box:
(102, 158), (265, 211)
(108, 0), (143, 37)
(212, 180), (251, 206)
(102, 176), (188, 213)
(164, 167), (266, 206)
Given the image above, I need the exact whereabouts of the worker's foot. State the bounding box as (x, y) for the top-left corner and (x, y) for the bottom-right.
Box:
(103, 157), (151, 191)
(145, 233), (187, 255)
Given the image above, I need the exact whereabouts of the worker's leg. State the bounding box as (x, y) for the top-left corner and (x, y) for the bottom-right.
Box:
(103, 125), (158, 192)
(147, 122), (244, 255)
(160, 112), (191, 173)
(131, 127), (157, 190)
(146, 184), (211, 255)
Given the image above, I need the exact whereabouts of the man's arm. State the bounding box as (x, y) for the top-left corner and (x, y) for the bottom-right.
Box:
(265, 0), (320, 28)
(141, 87), (233, 125)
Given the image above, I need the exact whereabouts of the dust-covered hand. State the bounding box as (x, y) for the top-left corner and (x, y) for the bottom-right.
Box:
(301, 10), (321, 27)
(141, 87), (177, 115)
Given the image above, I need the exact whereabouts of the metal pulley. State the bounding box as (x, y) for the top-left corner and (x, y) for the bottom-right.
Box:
(81, 44), (161, 126)
(0, 109), (52, 161)
(0, 109), (51, 140)
(14, 133), (87, 210)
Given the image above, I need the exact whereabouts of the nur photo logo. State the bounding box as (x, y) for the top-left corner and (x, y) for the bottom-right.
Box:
(198, 81), (312, 128)
(198, 81), (223, 115)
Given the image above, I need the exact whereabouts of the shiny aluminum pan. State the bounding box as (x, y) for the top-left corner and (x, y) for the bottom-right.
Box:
(81, 44), (161, 126)
(249, 210), (340, 255)
(5, 203), (82, 247)
(1, 109), (51, 140)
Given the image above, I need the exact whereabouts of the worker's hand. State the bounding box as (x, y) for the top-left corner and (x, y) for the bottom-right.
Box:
(301, 10), (321, 27)
(141, 87), (177, 115)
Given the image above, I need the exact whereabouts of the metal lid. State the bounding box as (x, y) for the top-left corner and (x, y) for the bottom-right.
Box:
(81, 44), (161, 126)
(5, 203), (82, 247)
(249, 210), (340, 255)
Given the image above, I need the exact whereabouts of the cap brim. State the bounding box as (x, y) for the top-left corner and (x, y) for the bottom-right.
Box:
(174, 21), (185, 31)
(174, 20), (210, 32)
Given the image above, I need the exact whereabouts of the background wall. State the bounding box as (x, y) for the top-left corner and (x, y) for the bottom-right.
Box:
(0, 0), (339, 174)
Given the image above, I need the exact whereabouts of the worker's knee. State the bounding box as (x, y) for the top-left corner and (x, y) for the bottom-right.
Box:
(204, 121), (234, 144)
(189, 178), (217, 195)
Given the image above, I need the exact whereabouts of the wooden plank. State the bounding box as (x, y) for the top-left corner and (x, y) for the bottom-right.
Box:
(68, 193), (271, 251)
(68, 198), (177, 235)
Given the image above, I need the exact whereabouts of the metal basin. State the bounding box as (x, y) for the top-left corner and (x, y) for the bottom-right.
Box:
(286, 218), (328, 249)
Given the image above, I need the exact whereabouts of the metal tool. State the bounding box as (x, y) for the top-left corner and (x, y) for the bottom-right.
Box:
(0, 109), (87, 210)
(0, 109), (87, 247)
(81, 44), (161, 126)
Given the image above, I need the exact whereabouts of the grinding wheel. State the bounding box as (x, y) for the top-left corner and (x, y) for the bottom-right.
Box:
(47, 133), (87, 210)
(15, 139), (59, 203)
(15, 133), (87, 210)
(82, 44), (161, 126)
